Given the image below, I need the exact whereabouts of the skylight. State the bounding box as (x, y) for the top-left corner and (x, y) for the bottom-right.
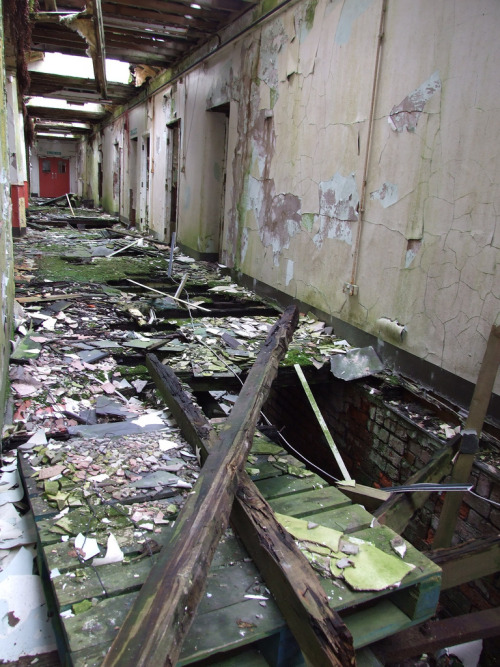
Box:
(29, 53), (130, 84)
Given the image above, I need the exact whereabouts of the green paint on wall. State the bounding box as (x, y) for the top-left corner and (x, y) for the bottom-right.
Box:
(305, 0), (319, 30)
(0, 0), (15, 435)
(270, 87), (279, 109)
(301, 213), (315, 232)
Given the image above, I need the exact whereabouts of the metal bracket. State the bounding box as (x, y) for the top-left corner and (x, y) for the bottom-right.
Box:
(343, 282), (359, 296)
(459, 429), (479, 454)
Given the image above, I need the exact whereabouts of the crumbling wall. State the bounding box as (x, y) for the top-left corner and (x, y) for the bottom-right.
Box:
(0, 0), (14, 434)
(265, 374), (500, 636)
(219, 0), (500, 399)
(90, 0), (499, 403)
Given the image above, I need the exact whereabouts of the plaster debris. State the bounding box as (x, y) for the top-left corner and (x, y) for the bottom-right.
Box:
(330, 346), (384, 381)
(276, 512), (414, 592)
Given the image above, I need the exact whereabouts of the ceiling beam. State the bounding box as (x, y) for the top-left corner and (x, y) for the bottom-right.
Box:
(87, 0), (108, 99)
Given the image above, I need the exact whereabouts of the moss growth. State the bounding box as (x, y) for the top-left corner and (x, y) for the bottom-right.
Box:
(36, 254), (164, 284)
(305, 0), (318, 30)
(270, 87), (279, 109)
(282, 348), (312, 366)
(115, 364), (149, 380)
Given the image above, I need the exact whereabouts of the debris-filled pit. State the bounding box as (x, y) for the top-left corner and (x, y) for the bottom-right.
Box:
(2, 208), (499, 665)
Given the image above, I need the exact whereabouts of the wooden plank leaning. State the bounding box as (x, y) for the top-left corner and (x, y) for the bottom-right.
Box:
(145, 355), (356, 667)
(372, 442), (457, 534)
(102, 306), (305, 667)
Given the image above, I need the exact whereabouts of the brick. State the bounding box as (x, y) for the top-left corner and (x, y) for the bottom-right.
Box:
(464, 489), (491, 518)
(403, 450), (416, 466)
(466, 508), (497, 533)
(378, 428), (390, 444)
(384, 417), (396, 433)
(369, 450), (386, 471)
(385, 462), (399, 481)
(456, 520), (481, 542)
(385, 448), (402, 468)
(394, 424), (409, 441)
(419, 450), (432, 465)
(490, 508), (500, 530)
(475, 472), (494, 499)
(388, 435), (405, 455)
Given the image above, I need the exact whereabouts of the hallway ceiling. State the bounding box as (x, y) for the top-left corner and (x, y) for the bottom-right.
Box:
(26, 0), (255, 137)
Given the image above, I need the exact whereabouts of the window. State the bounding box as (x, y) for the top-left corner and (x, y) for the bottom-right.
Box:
(42, 159), (51, 173)
(58, 161), (67, 174)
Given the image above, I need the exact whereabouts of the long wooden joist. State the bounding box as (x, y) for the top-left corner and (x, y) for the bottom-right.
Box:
(144, 354), (355, 666)
(373, 440), (457, 534)
(102, 306), (329, 667)
(428, 534), (500, 590)
(371, 607), (500, 663)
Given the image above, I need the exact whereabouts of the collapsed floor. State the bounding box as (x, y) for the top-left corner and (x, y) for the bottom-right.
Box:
(1, 206), (499, 665)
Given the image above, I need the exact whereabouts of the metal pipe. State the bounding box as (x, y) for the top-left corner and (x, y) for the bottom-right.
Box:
(349, 0), (387, 288)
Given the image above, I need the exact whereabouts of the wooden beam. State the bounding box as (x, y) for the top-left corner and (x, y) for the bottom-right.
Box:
(371, 608), (500, 663)
(102, 307), (304, 667)
(433, 315), (500, 548)
(145, 355), (355, 667)
(294, 364), (352, 481)
(87, 0), (108, 99)
(336, 482), (390, 512)
(428, 535), (500, 590)
(373, 443), (456, 533)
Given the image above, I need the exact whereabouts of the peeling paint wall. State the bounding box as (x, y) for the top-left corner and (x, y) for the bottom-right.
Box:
(87, 0), (499, 400)
(0, 0), (14, 433)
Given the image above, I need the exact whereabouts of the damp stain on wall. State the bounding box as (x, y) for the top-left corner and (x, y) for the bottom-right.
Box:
(313, 172), (359, 247)
(389, 71), (441, 133)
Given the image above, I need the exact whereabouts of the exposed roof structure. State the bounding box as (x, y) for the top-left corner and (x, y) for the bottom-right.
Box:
(26, 0), (256, 137)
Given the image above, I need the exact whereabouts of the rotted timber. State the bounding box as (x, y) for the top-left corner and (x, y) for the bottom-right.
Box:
(146, 354), (356, 667)
(102, 306), (316, 667)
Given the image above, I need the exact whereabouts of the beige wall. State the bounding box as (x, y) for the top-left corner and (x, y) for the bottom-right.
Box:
(94, 0), (500, 398)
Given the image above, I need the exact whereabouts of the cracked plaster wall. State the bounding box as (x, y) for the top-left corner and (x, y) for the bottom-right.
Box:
(0, 0), (14, 434)
(93, 0), (500, 398)
(220, 0), (500, 396)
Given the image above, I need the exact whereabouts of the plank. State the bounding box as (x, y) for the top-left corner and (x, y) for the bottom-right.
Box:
(345, 525), (441, 621)
(344, 599), (413, 649)
(428, 535), (500, 589)
(66, 593), (285, 667)
(255, 473), (326, 500)
(336, 482), (390, 512)
(146, 355), (356, 667)
(15, 293), (82, 304)
(102, 306), (301, 667)
(373, 443), (455, 533)
(434, 315), (500, 548)
(294, 364), (351, 480)
(370, 607), (500, 662)
(303, 503), (373, 534)
(267, 486), (351, 518)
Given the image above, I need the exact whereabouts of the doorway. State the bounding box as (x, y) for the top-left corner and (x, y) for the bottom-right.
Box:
(139, 135), (151, 230)
(166, 120), (180, 239)
(207, 103), (229, 255)
(39, 157), (70, 198)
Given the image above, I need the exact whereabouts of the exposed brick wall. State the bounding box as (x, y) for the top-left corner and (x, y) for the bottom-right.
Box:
(266, 372), (500, 640)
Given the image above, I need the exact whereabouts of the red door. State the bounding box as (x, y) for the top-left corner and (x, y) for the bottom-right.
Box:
(39, 157), (70, 197)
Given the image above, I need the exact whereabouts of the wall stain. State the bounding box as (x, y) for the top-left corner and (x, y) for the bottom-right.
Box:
(370, 181), (398, 208)
(389, 71), (441, 133)
(314, 172), (359, 247)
